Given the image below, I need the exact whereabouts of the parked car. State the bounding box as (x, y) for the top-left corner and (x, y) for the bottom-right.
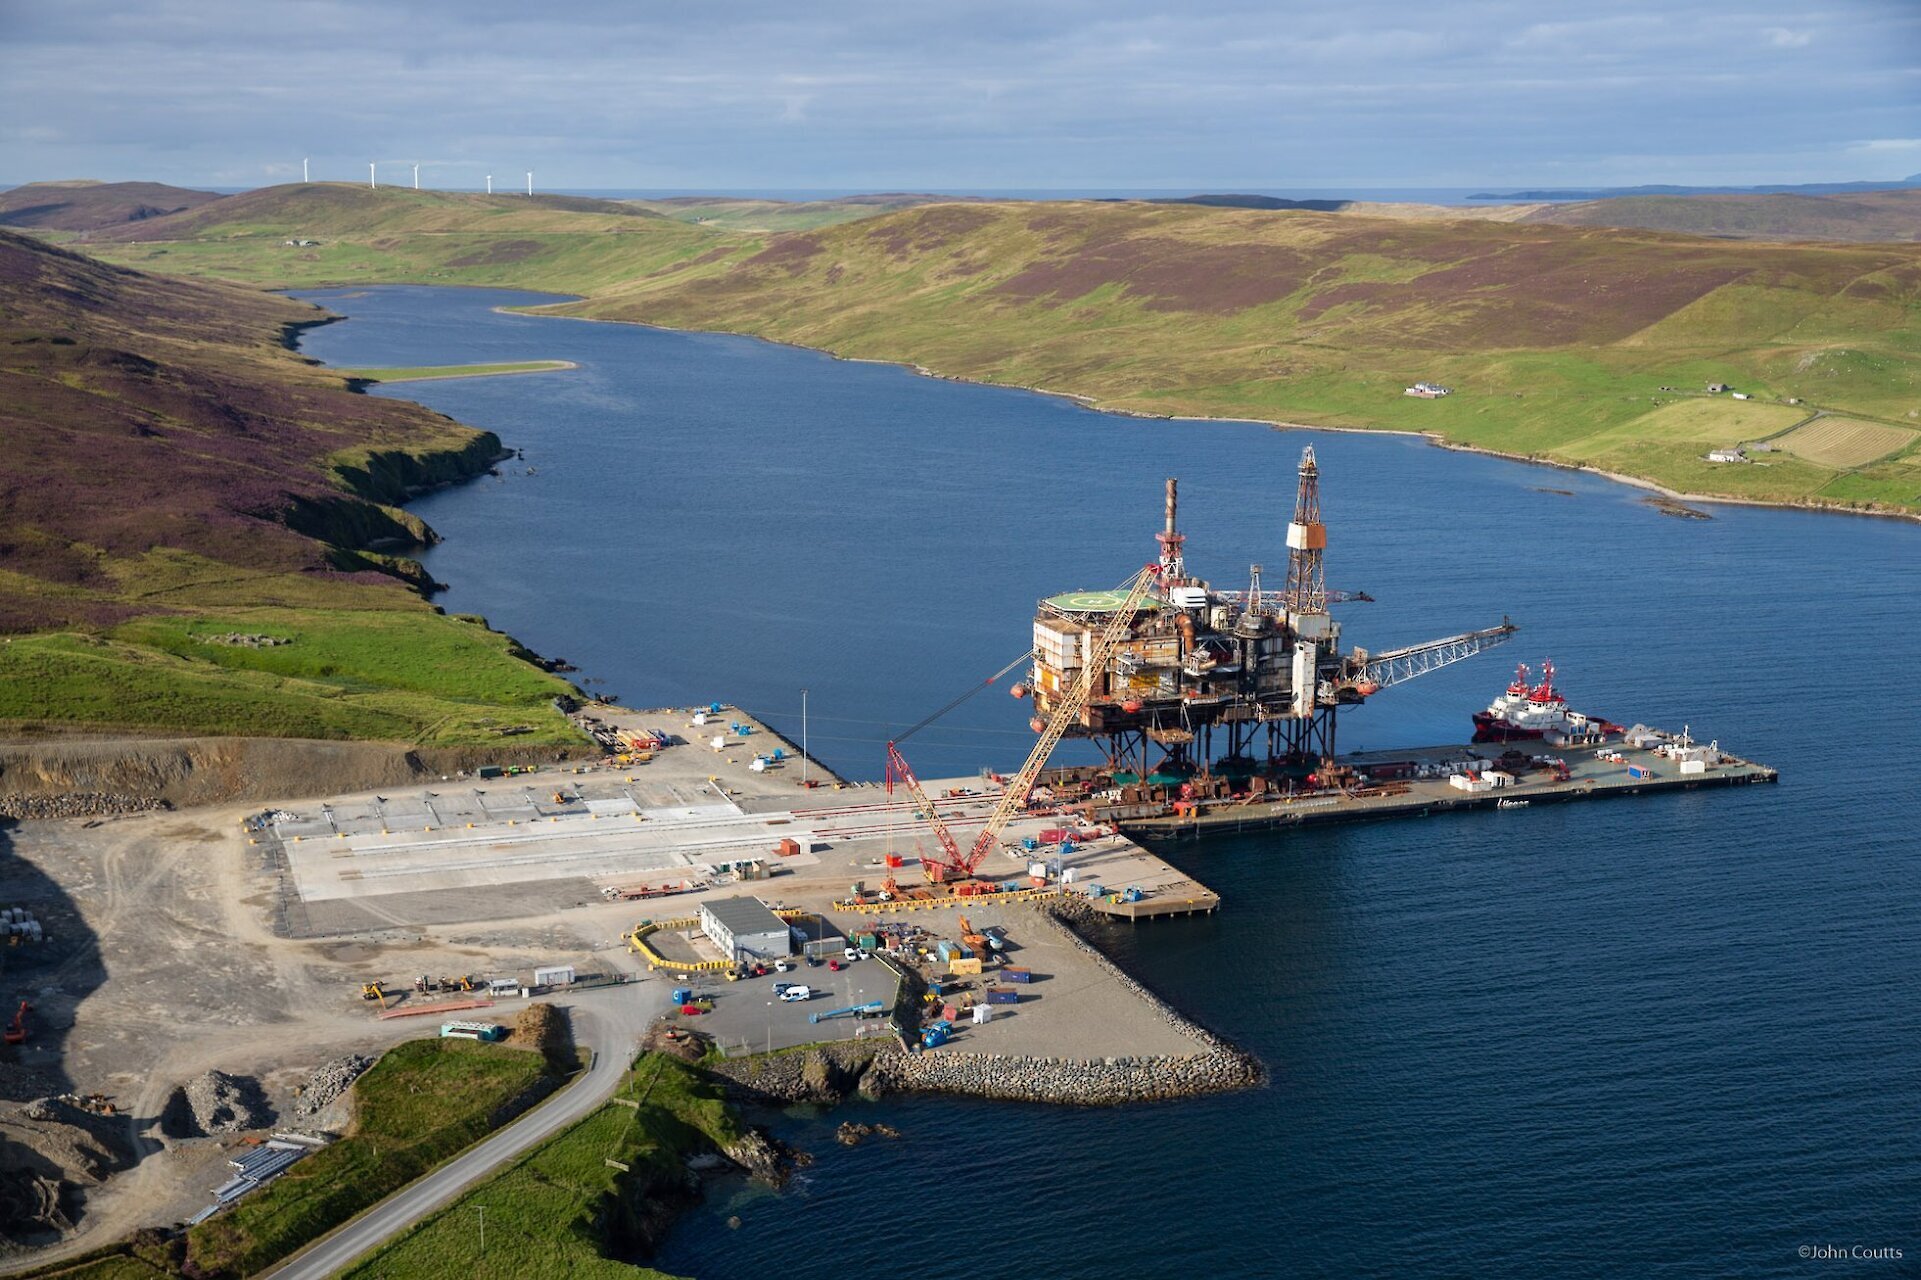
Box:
(843, 947), (862, 962)
(779, 985), (812, 1002)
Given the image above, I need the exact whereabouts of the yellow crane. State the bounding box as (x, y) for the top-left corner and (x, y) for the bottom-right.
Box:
(932, 564), (1161, 883)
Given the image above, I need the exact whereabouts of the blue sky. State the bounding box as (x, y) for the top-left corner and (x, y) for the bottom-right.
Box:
(1, 0), (1916, 191)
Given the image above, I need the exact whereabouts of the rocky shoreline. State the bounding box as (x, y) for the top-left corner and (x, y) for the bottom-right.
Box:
(707, 900), (1263, 1109)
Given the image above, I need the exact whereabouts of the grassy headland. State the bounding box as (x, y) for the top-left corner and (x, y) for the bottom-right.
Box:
(339, 360), (576, 383)
(83, 184), (1921, 516)
(0, 227), (582, 746)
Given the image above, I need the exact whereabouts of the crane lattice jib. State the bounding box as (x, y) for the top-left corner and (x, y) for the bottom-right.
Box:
(885, 741), (966, 879)
(1358, 621), (1518, 692)
(958, 565), (1161, 878)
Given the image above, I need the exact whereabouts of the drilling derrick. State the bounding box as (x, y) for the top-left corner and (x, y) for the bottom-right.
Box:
(1281, 446), (1339, 761)
(1283, 447), (1327, 615)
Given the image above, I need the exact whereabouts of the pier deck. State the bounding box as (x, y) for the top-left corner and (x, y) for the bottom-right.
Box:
(1120, 734), (1776, 841)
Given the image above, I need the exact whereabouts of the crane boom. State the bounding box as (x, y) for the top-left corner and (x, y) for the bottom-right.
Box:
(942, 564), (1160, 881)
(884, 741), (966, 872)
(1345, 620), (1517, 695)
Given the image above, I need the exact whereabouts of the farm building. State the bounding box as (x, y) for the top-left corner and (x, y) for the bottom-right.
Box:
(699, 896), (793, 960)
(1706, 449), (1748, 464)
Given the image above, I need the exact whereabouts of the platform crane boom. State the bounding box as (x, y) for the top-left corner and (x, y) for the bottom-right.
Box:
(936, 564), (1161, 882)
(1342, 619), (1518, 697)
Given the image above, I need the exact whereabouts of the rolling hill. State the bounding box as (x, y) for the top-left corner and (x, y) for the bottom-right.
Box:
(0, 179), (224, 231)
(0, 228), (580, 744)
(86, 182), (716, 293)
(1525, 188), (1921, 243)
(82, 183), (1921, 515)
(560, 200), (1921, 513)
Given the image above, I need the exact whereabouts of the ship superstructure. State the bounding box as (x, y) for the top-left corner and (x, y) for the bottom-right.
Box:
(1472, 660), (1618, 745)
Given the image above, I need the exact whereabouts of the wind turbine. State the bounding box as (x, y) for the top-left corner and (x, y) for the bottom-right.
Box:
(485, 174), (492, 195)
(413, 163), (420, 191)
(526, 171), (533, 196)
(369, 162), (376, 190)
(302, 157), (309, 183)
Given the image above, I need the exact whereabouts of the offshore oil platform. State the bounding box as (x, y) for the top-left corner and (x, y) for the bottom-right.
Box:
(884, 447), (1521, 888)
(1018, 448), (1515, 786)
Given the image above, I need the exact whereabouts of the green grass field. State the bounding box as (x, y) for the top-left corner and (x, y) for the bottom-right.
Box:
(0, 603), (580, 744)
(340, 1054), (740, 1280)
(340, 360), (575, 383)
(183, 1039), (560, 1280)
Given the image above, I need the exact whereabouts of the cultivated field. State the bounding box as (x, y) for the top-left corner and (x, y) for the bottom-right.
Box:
(1768, 416), (1919, 468)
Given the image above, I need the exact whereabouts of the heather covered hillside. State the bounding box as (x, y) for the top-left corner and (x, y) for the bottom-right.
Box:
(564, 200), (1921, 513)
(83, 185), (1921, 514)
(0, 178), (224, 232)
(0, 230), (579, 743)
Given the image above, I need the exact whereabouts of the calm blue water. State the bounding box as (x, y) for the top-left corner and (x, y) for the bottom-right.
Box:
(293, 287), (1921, 1279)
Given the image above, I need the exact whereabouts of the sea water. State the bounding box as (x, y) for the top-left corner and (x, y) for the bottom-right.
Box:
(295, 286), (1921, 1279)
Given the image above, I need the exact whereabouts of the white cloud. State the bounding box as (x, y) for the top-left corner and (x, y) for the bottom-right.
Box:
(1763, 26), (1812, 48)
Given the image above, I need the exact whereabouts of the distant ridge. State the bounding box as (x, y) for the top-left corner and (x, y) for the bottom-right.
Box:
(1140, 194), (1354, 212)
(1472, 175), (1921, 201)
(1524, 188), (1921, 242)
(0, 179), (224, 231)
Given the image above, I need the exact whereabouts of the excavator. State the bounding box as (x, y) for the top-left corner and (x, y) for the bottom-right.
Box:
(4, 1000), (31, 1046)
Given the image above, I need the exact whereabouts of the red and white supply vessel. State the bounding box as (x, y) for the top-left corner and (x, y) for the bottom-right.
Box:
(1472, 660), (1620, 744)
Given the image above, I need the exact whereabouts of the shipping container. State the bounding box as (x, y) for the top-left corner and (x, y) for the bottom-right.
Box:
(985, 987), (1020, 1005)
(1002, 968), (1032, 984)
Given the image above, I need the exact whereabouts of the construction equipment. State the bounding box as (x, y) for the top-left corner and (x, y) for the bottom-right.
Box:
(809, 1000), (885, 1024)
(883, 650), (1035, 881)
(958, 915), (989, 953)
(926, 564), (1160, 884)
(359, 981), (388, 1008)
(4, 1000), (30, 1046)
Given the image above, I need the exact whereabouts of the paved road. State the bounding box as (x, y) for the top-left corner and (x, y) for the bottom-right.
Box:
(264, 988), (663, 1279)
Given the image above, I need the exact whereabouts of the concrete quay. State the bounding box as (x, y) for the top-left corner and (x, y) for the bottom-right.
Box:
(1119, 733), (1777, 841)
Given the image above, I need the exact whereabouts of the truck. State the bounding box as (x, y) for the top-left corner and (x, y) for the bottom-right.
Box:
(440, 1021), (506, 1042)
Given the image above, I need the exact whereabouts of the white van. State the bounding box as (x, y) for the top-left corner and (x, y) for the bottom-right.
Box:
(779, 985), (812, 1002)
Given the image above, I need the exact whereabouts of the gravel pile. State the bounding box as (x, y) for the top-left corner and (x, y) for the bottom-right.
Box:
(0, 793), (167, 820)
(174, 1070), (274, 1136)
(295, 1054), (372, 1117)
